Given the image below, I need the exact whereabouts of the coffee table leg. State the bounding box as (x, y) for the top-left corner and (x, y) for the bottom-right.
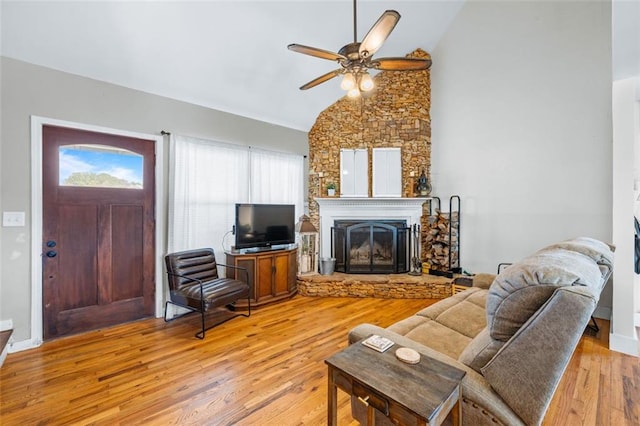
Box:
(328, 367), (337, 426)
(451, 388), (462, 426)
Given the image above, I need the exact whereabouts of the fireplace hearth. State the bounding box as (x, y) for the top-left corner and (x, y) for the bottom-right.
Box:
(332, 220), (410, 274)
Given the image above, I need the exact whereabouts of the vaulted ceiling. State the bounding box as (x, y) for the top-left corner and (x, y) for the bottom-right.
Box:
(1, 1), (638, 132)
(0, 1), (464, 131)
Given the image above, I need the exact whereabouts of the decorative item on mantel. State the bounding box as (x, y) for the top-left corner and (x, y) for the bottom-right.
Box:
(416, 169), (432, 197)
(295, 214), (319, 275)
(326, 182), (337, 197)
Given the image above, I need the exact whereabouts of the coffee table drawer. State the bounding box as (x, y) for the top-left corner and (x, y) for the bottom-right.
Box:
(353, 381), (390, 416)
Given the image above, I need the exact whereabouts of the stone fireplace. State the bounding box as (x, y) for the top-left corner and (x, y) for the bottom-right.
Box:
(297, 48), (454, 296)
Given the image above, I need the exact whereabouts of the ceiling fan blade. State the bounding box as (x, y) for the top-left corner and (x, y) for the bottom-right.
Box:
(288, 44), (347, 62)
(299, 69), (342, 90)
(359, 10), (400, 58)
(373, 57), (432, 71)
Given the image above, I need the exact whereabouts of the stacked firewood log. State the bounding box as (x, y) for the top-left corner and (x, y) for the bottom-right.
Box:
(421, 210), (459, 272)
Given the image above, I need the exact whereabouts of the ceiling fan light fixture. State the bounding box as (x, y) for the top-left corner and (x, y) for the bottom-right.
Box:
(340, 73), (356, 90)
(347, 87), (361, 98)
(289, 2), (422, 93)
(359, 73), (374, 91)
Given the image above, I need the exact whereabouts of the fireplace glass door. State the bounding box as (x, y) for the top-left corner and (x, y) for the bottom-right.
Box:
(332, 220), (409, 274)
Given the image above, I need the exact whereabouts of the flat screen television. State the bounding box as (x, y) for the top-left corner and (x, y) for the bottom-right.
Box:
(234, 203), (295, 250)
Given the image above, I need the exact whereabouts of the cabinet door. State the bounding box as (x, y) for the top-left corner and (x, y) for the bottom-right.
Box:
(236, 258), (256, 299)
(257, 256), (274, 299)
(274, 253), (289, 295)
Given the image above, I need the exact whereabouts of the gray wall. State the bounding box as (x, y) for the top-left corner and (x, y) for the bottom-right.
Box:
(430, 1), (613, 309)
(0, 57), (308, 342)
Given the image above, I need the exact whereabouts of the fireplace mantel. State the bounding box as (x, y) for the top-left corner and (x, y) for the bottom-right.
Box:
(315, 197), (428, 258)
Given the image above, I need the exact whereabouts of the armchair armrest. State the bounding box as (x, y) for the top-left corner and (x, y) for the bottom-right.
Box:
(216, 263), (249, 282)
(166, 271), (207, 300)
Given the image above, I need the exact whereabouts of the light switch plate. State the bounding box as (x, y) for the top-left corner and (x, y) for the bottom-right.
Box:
(3, 211), (26, 227)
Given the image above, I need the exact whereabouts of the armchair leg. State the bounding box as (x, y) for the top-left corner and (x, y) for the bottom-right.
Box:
(164, 301), (171, 322)
(195, 310), (206, 340)
(164, 300), (196, 323)
(165, 297), (250, 340)
(241, 295), (251, 318)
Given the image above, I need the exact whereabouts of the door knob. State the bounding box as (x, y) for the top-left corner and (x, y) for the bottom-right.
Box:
(46, 250), (57, 258)
(46, 241), (57, 248)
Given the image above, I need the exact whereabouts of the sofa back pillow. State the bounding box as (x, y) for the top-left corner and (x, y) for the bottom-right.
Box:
(538, 237), (614, 268)
(486, 248), (603, 342)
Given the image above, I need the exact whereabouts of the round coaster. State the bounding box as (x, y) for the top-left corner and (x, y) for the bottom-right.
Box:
(395, 347), (420, 364)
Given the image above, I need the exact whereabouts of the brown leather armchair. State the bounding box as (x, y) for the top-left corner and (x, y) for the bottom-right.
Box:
(164, 248), (250, 338)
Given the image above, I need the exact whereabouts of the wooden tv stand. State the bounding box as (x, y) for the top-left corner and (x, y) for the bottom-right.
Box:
(225, 247), (297, 309)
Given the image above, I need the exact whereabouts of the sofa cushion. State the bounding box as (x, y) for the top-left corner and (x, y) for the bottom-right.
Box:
(486, 247), (603, 342)
(391, 319), (472, 359)
(387, 287), (487, 359)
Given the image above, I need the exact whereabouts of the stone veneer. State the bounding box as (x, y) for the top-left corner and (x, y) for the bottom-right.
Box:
(303, 49), (434, 298)
(297, 273), (453, 299)
(307, 48), (432, 231)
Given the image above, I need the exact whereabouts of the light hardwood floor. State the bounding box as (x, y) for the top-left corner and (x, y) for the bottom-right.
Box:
(0, 295), (638, 425)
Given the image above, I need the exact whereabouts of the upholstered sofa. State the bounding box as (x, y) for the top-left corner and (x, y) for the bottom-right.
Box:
(348, 237), (614, 426)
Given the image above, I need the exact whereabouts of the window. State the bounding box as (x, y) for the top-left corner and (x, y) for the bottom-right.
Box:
(59, 144), (143, 189)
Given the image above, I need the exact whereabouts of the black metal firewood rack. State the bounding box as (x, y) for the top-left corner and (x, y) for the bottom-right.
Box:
(425, 195), (461, 278)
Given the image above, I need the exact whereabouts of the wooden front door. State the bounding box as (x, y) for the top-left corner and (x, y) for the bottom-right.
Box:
(42, 125), (156, 339)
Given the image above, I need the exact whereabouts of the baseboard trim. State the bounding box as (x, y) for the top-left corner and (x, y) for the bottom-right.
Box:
(0, 319), (13, 331)
(8, 337), (42, 354)
(0, 345), (8, 367)
(609, 331), (639, 357)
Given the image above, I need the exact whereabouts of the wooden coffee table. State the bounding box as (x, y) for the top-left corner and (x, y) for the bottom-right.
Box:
(326, 338), (466, 426)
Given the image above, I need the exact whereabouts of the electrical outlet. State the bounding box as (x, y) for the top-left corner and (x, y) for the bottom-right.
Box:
(3, 211), (25, 227)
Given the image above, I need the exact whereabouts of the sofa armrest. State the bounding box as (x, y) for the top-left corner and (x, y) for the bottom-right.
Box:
(472, 273), (496, 289)
(481, 287), (596, 425)
(452, 273), (495, 290)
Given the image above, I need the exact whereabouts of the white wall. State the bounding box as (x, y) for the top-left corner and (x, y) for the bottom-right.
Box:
(0, 57), (308, 344)
(612, 76), (640, 356)
(430, 2), (613, 305)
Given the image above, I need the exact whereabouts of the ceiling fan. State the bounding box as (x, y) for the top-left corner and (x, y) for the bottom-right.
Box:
(287, 0), (432, 97)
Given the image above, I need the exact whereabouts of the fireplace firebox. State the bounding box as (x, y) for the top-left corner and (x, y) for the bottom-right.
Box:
(331, 220), (410, 274)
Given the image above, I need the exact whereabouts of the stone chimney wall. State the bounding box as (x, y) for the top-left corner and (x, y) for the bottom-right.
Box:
(307, 49), (432, 230)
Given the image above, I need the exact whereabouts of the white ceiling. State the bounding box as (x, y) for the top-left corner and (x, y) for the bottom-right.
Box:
(0, 0), (465, 131)
(1, 1), (638, 132)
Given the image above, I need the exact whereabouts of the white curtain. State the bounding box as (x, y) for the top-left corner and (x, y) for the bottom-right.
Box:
(168, 135), (250, 255)
(250, 148), (304, 219)
(168, 135), (304, 261)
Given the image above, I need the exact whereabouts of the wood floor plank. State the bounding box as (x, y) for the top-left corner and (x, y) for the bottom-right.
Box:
(1, 295), (639, 426)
